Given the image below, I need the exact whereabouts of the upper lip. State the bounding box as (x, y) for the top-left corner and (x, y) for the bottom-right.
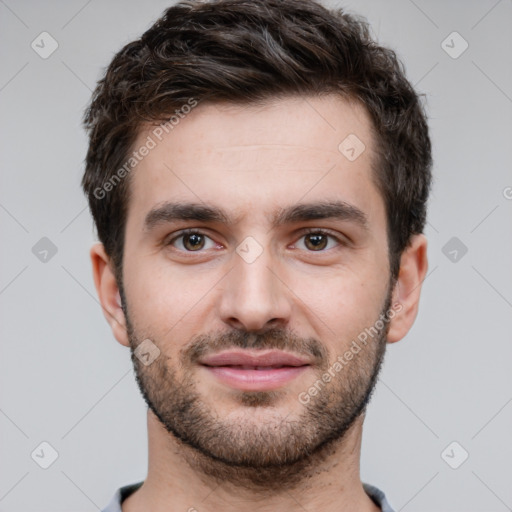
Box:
(199, 350), (311, 367)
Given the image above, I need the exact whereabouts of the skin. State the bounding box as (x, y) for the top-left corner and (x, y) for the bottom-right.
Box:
(91, 94), (428, 512)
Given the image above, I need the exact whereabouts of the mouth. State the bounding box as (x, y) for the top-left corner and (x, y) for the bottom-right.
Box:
(198, 350), (311, 391)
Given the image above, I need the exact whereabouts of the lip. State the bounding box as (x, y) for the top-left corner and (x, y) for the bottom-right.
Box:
(199, 349), (311, 368)
(199, 350), (311, 391)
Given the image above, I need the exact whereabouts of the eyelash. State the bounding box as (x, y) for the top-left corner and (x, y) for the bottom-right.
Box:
(166, 228), (346, 252)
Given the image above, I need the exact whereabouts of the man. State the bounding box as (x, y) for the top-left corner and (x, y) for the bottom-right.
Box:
(82, 0), (431, 510)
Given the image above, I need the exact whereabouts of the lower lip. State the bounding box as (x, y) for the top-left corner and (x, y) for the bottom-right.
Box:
(202, 365), (309, 391)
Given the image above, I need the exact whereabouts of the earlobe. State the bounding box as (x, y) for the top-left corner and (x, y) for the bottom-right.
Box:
(387, 234), (428, 344)
(90, 243), (130, 347)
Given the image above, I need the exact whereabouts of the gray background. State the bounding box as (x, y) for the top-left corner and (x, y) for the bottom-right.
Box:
(1, 0), (511, 510)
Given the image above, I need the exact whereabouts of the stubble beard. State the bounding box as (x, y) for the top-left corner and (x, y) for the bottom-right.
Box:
(123, 290), (392, 492)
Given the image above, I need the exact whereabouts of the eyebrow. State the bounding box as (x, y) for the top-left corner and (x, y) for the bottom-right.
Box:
(144, 200), (369, 232)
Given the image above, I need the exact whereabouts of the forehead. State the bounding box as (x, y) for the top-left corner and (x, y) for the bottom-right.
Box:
(125, 94), (385, 232)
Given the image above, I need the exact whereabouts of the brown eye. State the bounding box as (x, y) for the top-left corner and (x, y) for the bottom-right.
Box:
(295, 230), (343, 252)
(182, 233), (205, 251)
(304, 233), (329, 251)
(168, 231), (216, 252)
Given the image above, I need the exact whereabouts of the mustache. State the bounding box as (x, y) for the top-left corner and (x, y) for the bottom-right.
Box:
(182, 327), (329, 369)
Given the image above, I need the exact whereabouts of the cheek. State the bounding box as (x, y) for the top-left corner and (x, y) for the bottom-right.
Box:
(123, 255), (220, 336)
(292, 268), (387, 345)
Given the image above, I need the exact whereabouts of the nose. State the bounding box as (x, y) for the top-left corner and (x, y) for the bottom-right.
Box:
(217, 247), (292, 332)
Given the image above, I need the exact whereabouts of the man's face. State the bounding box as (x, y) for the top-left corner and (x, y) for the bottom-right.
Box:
(119, 95), (393, 481)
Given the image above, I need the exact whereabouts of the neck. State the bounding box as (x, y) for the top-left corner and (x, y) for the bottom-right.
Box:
(122, 410), (381, 512)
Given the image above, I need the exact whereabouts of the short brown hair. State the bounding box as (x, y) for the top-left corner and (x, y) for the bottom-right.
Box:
(82, 0), (432, 282)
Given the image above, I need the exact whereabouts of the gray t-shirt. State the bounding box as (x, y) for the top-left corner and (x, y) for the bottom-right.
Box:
(101, 481), (396, 511)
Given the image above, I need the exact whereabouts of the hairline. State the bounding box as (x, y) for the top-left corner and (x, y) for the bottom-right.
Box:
(115, 91), (394, 285)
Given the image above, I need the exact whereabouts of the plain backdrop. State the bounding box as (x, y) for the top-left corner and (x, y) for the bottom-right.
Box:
(1, 1), (511, 511)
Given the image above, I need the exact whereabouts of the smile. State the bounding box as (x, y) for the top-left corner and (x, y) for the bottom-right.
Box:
(201, 364), (310, 391)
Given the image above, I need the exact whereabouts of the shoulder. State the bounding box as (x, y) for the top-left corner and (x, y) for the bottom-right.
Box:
(101, 481), (144, 512)
(363, 482), (396, 512)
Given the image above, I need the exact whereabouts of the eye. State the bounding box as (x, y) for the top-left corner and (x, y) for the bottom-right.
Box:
(168, 230), (218, 252)
(295, 230), (342, 251)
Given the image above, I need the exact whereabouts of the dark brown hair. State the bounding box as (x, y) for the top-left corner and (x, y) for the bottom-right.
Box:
(82, 0), (432, 283)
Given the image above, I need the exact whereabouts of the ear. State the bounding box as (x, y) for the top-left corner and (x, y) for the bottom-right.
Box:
(90, 243), (130, 347)
(387, 234), (428, 344)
